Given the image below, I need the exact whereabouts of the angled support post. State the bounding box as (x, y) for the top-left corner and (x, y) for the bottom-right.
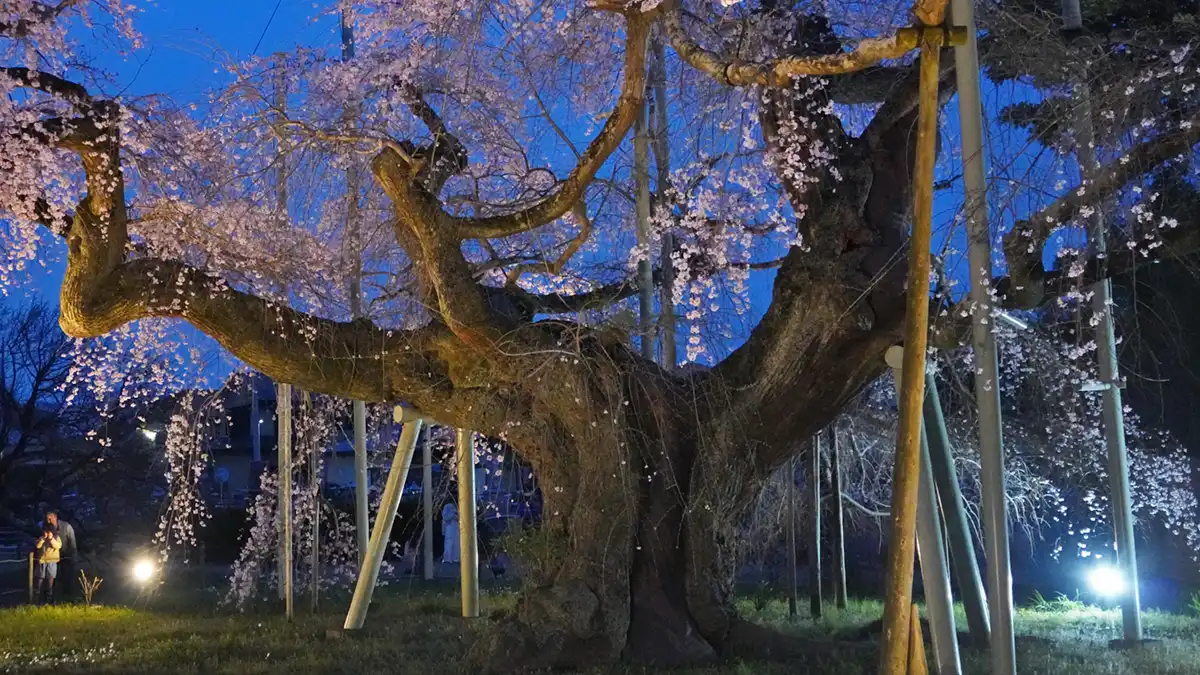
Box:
(878, 20), (944, 673)
(888, 348), (961, 675)
(924, 372), (990, 647)
(344, 407), (424, 630)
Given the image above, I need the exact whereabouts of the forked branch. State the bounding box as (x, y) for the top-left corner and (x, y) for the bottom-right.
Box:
(452, 15), (651, 240)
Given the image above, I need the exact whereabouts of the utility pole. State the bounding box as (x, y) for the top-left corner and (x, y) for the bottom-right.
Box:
(340, 3), (370, 570)
(809, 434), (823, 619)
(924, 373), (990, 647)
(650, 34), (676, 369)
(277, 382), (294, 620)
(457, 429), (480, 618)
(344, 409), (424, 630)
(949, 0), (1017, 670)
(829, 425), (848, 609)
(422, 426), (435, 581)
(272, 64), (290, 609)
(1059, 0), (1142, 642)
(633, 80), (655, 361)
(786, 457), (798, 618)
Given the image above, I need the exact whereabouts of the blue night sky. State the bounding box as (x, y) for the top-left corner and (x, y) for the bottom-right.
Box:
(14, 2), (1064, 372)
(25, 0), (333, 302)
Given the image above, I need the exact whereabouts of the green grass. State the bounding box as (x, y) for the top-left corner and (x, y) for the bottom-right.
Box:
(2, 587), (1199, 674)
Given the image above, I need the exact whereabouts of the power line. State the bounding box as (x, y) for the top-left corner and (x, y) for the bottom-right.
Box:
(252, 0), (284, 56)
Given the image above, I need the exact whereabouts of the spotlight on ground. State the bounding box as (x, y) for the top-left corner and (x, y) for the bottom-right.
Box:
(1087, 564), (1125, 598)
(132, 559), (156, 584)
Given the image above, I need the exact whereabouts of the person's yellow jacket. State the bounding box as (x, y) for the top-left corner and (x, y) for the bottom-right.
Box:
(35, 534), (61, 563)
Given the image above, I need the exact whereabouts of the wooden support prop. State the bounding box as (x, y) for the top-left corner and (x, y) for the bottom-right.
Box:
(909, 604), (930, 675)
(344, 407), (425, 630)
(878, 19), (943, 675)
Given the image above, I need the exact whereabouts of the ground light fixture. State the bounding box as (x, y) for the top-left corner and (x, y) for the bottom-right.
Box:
(132, 558), (156, 584)
(1087, 564), (1126, 598)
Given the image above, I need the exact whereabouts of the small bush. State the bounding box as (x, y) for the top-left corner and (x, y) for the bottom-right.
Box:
(1030, 590), (1087, 612)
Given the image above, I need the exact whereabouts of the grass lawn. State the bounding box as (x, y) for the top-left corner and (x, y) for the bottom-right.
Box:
(1, 584), (1198, 674)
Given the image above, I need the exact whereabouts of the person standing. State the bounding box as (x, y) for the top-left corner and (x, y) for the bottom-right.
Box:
(441, 500), (460, 564)
(33, 525), (61, 605)
(45, 511), (76, 600)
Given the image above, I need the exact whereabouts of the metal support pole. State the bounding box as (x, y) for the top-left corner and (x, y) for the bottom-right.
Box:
(924, 373), (990, 647)
(344, 410), (424, 630)
(917, 426), (962, 675)
(353, 402), (369, 568)
(891, 351), (961, 674)
(650, 35), (676, 369)
(457, 429), (480, 618)
(340, 3), (371, 572)
(271, 65), (289, 605)
(809, 435), (823, 619)
(1059, 0), (1142, 642)
(304, 391), (319, 612)
(422, 426), (435, 581)
(634, 83), (655, 361)
(251, 387), (261, 464)
(28, 552), (34, 604)
(830, 426), (848, 609)
(787, 457), (798, 618)
(277, 382), (294, 619)
(879, 28), (941, 674)
(949, 0), (1017, 669)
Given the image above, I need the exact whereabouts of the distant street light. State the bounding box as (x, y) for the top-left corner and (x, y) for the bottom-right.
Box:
(140, 429), (157, 442)
(1087, 564), (1126, 598)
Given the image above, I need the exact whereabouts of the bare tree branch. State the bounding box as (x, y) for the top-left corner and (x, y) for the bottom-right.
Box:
(1002, 114), (1200, 300)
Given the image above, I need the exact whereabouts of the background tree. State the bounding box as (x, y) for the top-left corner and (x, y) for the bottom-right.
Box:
(2, 0), (1199, 668)
(0, 300), (74, 520)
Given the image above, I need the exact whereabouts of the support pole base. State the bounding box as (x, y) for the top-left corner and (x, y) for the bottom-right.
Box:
(1108, 638), (1158, 650)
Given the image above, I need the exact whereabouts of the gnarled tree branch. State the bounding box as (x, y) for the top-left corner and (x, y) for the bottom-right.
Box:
(452, 15), (651, 240)
(663, 0), (960, 88)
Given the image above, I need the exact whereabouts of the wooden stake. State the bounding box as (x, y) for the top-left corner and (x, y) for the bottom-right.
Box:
(909, 604), (929, 675)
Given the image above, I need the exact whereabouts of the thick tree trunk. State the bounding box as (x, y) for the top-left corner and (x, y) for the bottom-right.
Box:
(469, 349), (842, 671)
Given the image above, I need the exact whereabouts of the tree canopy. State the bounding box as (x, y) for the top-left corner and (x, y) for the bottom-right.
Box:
(2, 0), (1199, 667)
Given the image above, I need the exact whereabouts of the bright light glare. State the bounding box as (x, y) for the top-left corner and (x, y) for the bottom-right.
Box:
(1087, 565), (1126, 597)
(140, 429), (157, 442)
(132, 559), (155, 583)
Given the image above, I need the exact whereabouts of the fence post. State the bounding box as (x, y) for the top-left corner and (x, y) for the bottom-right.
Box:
(28, 552), (34, 604)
